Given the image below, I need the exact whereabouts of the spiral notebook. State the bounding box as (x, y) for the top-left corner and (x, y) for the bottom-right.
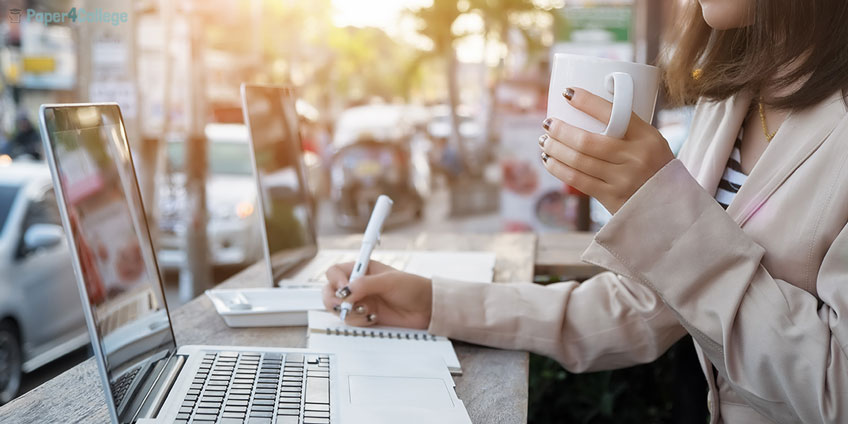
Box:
(307, 310), (462, 375)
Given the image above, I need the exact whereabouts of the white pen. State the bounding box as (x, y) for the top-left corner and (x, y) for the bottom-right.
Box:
(338, 195), (393, 321)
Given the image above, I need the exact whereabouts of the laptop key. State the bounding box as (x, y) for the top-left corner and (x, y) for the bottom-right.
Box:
(276, 417), (299, 424)
(305, 403), (330, 412)
(277, 408), (300, 416)
(279, 392), (301, 398)
(197, 401), (221, 408)
(305, 410), (331, 418)
(305, 378), (330, 404)
(247, 417), (272, 424)
(222, 412), (246, 418)
(304, 418), (330, 424)
(278, 401), (300, 408)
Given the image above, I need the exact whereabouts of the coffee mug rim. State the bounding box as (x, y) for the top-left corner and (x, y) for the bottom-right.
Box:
(552, 53), (659, 72)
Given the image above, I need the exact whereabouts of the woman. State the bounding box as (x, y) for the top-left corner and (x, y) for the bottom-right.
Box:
(322, 1), (848, 422)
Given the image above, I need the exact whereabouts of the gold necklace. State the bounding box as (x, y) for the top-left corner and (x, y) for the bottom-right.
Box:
(758, 99), (777, 142)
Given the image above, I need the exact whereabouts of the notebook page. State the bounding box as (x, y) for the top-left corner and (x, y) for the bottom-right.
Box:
(402, 251), (496, 282)
(307, 310), (462, 374)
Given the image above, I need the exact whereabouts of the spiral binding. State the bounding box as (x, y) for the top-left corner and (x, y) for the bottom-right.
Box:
(327, 327), (437, 341)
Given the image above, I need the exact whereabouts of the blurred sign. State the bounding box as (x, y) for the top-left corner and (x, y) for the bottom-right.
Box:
(499, 113), (581, 232)
(552, 4), (634, 62)
(18, 22), (76, 89)
(90, 81), (137, 118)
(22, 56), (55, 72)
(92, 39), (129, 67)
(556, 6), (633, 43)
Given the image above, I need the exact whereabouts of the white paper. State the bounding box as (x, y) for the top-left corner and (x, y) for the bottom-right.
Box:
(308, 310), (462, 374)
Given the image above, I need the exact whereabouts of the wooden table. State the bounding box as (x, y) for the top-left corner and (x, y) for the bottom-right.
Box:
(535, 232), (603, 281)
(0, 233), (535, 424)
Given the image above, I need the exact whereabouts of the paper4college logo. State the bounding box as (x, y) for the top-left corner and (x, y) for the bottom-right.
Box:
(9, 8), (22, 23)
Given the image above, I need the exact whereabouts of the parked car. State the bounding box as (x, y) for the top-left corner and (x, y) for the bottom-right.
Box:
(156, 124), (263, 271)
(0, 162), (88, 404)
(329, 105), (424, 229)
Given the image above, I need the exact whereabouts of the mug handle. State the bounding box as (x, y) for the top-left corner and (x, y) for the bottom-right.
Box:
(601, 72), (634, 139)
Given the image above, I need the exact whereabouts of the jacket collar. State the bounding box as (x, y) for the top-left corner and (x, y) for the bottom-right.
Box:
(728, 91), (846, 225)
(683, 90), (847, 226)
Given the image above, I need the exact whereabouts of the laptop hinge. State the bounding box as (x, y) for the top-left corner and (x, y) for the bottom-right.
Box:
(134, 353), (186, 421)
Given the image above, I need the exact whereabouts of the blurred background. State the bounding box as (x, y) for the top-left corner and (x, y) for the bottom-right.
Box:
(0, 0), (699, 421)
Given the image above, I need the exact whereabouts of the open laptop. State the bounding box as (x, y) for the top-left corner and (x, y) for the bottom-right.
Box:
(239, 84), (497, 286)
(39, 103), (471, 424)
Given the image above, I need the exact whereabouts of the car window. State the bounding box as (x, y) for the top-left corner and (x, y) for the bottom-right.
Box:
(24, 189), (61, 228)
(17, 188), (62, 258)
(0, 184), (20, 236)
(167, 141), (253, 175)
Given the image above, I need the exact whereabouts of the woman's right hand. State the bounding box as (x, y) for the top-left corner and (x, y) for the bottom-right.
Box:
(322, 261), (433, 330)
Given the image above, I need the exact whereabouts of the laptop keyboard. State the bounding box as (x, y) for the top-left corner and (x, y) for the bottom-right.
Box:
(176, 351), (331, 424)
(110, 365), (142, 407)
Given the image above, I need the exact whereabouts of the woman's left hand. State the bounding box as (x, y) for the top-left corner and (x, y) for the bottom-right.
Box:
(540, 87), (675, 214)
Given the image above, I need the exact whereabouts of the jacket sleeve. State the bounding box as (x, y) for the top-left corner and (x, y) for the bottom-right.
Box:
(427, 270), (686, 373)
(580, 158), (848, 423)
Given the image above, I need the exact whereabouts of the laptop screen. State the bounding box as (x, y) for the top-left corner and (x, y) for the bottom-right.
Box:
(241, 85), (318, 282)
(41, 105), (175, 420)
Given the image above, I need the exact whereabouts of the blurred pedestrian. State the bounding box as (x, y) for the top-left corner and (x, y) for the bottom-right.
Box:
(6, 113), (42, 160)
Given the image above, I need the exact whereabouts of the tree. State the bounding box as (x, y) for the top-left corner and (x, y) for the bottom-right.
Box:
(470, 0), (545, 147)
(409, 0), (468, 167)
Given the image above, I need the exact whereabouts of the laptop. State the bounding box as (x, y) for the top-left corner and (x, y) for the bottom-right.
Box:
(239, 84), (497, 286)
(39, 103), (472, 424)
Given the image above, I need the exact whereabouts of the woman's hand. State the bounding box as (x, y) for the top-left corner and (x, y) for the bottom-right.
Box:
(322, 261), (433, 329)
(540, 87), (675, 214)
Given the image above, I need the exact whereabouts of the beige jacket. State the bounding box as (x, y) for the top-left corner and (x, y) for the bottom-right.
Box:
(428, 90), (848, 423)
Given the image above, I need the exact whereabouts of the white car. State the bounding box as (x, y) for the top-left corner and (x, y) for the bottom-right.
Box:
(156, 124), (264, 270)
(0, 162), (88, 404)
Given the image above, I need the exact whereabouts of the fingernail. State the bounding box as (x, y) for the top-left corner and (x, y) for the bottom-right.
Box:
(541, 152), (549, 163)
(538, 134), (548, 148)
(563, 88), (574, 101)
(366, 314), (377, 323)
(333, 305), (341, 312)
(542, 118), (552, 131)
(355, 304), (367, 315)
(335, 286), (351, 299)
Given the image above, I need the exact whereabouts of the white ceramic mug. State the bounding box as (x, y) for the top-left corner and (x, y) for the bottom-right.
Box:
(547, 54), (661, 139)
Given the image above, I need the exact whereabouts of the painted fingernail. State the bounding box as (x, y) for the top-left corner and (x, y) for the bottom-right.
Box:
(563, 88), (574, 101)
(335, 286), (351, 299)
(355, 304), (367, 315)
(538, 134), (548, 148)
(366, 314), (377, 323)
(333, 305), (341, 312)
(541, 152), (549, 163)
(542, 118), (552, 131)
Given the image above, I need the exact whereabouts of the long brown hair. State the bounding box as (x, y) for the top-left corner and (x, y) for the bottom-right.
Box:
(663, 0), (848, 110)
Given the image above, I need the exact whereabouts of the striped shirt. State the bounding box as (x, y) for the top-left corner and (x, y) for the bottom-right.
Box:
(715, 129), (748, 209)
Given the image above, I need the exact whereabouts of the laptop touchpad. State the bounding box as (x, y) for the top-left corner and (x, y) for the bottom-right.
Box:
(348, 376), (454, 408)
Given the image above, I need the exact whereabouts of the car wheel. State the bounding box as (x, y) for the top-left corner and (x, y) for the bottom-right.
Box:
(0, 321), (22, 405)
